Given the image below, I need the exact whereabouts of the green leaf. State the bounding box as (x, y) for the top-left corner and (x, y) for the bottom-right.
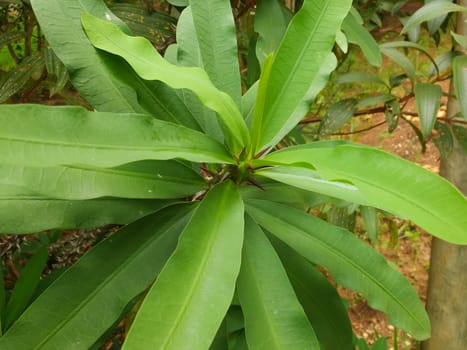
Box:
(237, 217), (320, 350)
(3, 247), (48, 330)
(453, 55), (467, 120)
(123, 181), (244, 350)
(264, 141), (467, 244)
(335, 72), (387, 86)
(43, 47), (69, 96)
(355, 94), (396, 109)
(30, 0), (145, 112)
(414, 83), (442, 139)
(360, 206), (379, 245)
(241, 82), (259, 123)
(0, 198), (171, 234)
(190, 0), (241, 105)
(433, 121), (454, 158)
(255, 0), (292, 67)
(0, 161), (204, 200)
(257, 166), (369, 205)
(176, 6), (202, 67)
(451, 31), (467, 49)
(0, 54), (44, 103)
(401, 1), (467, 34)
(253, 0), (352, 153)
(452, 124), (467, 153)
(0, 204), (194, 349)
(320, 98), (357, 136)
(380, 41), (438, 74)
(240, 180), (348, 208)
(341, 8), (382, 67)
(380, 47), (415, 81)
(245, 200), (431, 340)
(250, 54), (275, 155)
(0, 104), (233, 167)
(271, 236), (353, 350)
(82, 13), (249, 153)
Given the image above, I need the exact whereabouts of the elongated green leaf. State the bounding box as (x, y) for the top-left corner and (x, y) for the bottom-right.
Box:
(30, 0), (145, 112)
(360, 206), (379, 245)
(240, 180), (349, 208)
(32, 0), (206, 131)
(380, 41), (438, 74)
(414, 83), (442, 138)
(250, 54), (275, 155)
(0, 205), (194, 349)
(246, 200), (430, 340)
(241, 82), (259, 123)
(453, 55), (467, 120)
(320, 98), (357, 136)
(277, 53), (337, 150)
(257, 166), (369, 205)
(82, 13), (249, 153)
(451, 31), (467, 49)
(0, 54), (44, 103)
(43, 47), (69, 96)
(123, 181), (244, 350)
(356, 93), (396, 108)
(0, 161), (204, 200)
(237, 217), (319, 350)
(176, 6), (202, 67)
(342, 8), (382, 67)
(452, 124), (467, 153)
(3, 247), (48, 330)
(0, 104), (232, 167)
(173, 6), (224, 141)
(255, 0), (292, 66)
(271, 236), (353, 350)
(335, 72), (387, 86)
(0, 198), (171, 234)
(190, 0), (241, 105)
(264, 141), (467, 244)
(252, 0), (352, 153)
(380, 47), (415, 81)
(401, 1), (467, 34)
(433, 121), (454, 158)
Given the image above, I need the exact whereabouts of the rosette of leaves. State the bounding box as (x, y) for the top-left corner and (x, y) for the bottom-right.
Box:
(0, 0), (465, 349)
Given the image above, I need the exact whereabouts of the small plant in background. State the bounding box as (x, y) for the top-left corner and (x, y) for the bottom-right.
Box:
(0, 0), (465, 349)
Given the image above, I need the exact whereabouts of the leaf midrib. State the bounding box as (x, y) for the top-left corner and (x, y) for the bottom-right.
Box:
(250, 204), (425, 331)
(261, 1), (331, 145)
(34, 214), (189, 349)
(161, 190), (230, 348)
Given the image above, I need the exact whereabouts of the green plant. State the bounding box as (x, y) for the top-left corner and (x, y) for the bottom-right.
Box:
(0, 0), (465, 349)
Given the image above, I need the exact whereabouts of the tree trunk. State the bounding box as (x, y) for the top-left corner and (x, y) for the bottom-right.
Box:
(421, 2), (467, 348)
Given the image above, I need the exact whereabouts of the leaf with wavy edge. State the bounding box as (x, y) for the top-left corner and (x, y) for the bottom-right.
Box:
(82, 13), (249, 153)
